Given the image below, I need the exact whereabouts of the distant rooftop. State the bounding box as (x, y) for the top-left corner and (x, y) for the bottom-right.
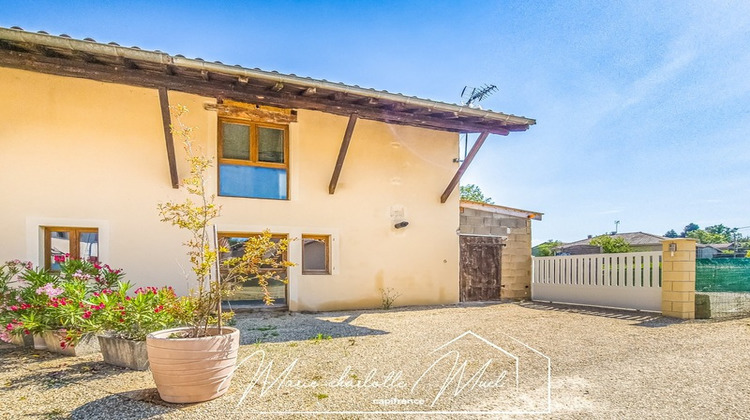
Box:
(561, 232), (667, 247)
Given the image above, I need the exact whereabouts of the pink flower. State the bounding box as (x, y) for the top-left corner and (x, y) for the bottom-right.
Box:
(82, 311), (92, 319)
(9, 305), (18, 311)
(36, 283), (64, 298)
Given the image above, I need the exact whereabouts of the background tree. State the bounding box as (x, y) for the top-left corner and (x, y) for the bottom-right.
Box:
(705, 224), (737, 242)
(589, 235), (632, 253)
(460, 184), (494, 204)
(686, 229), (732, 244)
(664, 229), (679, 238)
(680, 223), (699, 238)
(532, 240), (562, 257)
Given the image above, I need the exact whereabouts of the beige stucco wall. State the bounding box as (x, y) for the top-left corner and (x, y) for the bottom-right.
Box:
(0, 67), (461, 311)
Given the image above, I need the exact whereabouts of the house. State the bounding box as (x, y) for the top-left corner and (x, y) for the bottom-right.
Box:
(697, 243), (746, 259)
(556, 232), (666, 255)
(0, 27), (535, 311)
(459, 201), (542, 301)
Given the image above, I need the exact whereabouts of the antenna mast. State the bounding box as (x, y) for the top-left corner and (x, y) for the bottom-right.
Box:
(458, 84), (497, 161)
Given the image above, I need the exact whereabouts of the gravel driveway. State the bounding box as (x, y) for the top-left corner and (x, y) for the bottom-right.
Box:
(1, 302), (749, 419)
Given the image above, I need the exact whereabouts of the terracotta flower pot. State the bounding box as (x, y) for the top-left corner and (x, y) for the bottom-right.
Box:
(146, 326), (240, 403)
(98, 334), (149, 370)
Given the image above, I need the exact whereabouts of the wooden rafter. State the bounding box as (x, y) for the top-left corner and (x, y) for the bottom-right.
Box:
(0, 45), (531, 135)
(329, 114), (358, 194)
(203, 102), (298, 124)
(440, 131), (490, 203)
(158, 87), (179, 189)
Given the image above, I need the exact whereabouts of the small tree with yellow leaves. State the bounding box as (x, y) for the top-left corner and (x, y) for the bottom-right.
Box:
(158, 105), (292, 337)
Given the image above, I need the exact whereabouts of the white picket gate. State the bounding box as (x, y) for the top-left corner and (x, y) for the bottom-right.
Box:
(532, 251), (662, 312)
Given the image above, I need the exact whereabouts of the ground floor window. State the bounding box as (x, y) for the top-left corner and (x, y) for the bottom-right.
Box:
(302, 235), (330, 274)
(218, 232), (288, 306)
(44, 227), (99, 271)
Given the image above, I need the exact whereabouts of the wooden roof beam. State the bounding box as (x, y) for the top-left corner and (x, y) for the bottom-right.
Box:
(271, 82), (284, 92)
(158, 87), (179, 189)
(440, 131), (490, 203)
(0, 49), (520, 135)
(329, 113), (358, 194)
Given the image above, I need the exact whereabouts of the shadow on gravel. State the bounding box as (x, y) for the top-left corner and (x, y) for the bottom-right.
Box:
(516, 301), (686, 328)
(0, 346), (140, 392)
(237, 311), (389, 344)
(71, 389), (181, 419)
(239, 301), (515, 345)
(236, 302), (515, 344)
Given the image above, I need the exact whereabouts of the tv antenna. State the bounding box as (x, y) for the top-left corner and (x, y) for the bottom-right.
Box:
(461, 84), (498, 107)
(457, 84), (497, 162)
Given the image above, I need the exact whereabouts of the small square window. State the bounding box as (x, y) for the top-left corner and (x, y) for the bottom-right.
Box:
(44, 227), (99, 271)
(302, 235), (330, 275)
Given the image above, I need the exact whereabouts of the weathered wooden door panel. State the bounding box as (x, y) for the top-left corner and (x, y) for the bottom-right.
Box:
(460, 236), (502, 302)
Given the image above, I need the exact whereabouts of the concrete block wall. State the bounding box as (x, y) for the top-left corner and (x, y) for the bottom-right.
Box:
(459, 207), (532, 300)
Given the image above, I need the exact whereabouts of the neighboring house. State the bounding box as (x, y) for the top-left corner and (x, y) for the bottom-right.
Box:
(0, 27), (535, 311)
(556, 232), (666, 255)
(459, 201), (542, 301)
(697, 243), (747, 259)
(696, 244), (724, 259)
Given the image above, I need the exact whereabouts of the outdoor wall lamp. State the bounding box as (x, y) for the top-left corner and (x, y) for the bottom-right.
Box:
(394, 221), (409, 229)
(669, 242), (677, 256)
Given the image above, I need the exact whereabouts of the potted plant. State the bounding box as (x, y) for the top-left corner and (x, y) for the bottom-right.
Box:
(4, 257), (125, 355)
(6, 265), (60, 350)
(96, 283), (190, 370)
(148, 105), (292, 403)
(0, 259), (34, 347)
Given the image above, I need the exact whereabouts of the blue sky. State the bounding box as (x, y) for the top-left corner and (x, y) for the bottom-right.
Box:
(3, 1), (749, 243)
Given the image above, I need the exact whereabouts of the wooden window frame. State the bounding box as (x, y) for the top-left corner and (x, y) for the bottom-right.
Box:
(301, 234), (331, 275)
(218, 117), (290, 200)
(43, 226), (99, 270)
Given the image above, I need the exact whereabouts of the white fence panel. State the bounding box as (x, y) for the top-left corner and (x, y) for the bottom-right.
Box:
(532, 251), (662, 312)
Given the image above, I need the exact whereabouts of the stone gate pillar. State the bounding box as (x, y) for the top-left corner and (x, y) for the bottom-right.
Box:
(661, 238), (696, 319)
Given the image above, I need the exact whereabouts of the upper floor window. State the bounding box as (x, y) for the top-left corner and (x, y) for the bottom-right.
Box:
(44, 227), (99, 271)
(218, 118), (288, 200)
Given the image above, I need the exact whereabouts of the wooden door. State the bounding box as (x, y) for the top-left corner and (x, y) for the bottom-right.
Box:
(460, 235), (502, 302)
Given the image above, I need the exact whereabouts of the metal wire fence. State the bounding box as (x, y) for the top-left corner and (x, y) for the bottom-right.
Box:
(695, 259), (750, 319)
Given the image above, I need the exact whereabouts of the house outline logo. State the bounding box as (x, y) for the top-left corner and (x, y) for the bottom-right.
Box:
(249, 330), (552, 415)
(429, 330), (520, 390)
